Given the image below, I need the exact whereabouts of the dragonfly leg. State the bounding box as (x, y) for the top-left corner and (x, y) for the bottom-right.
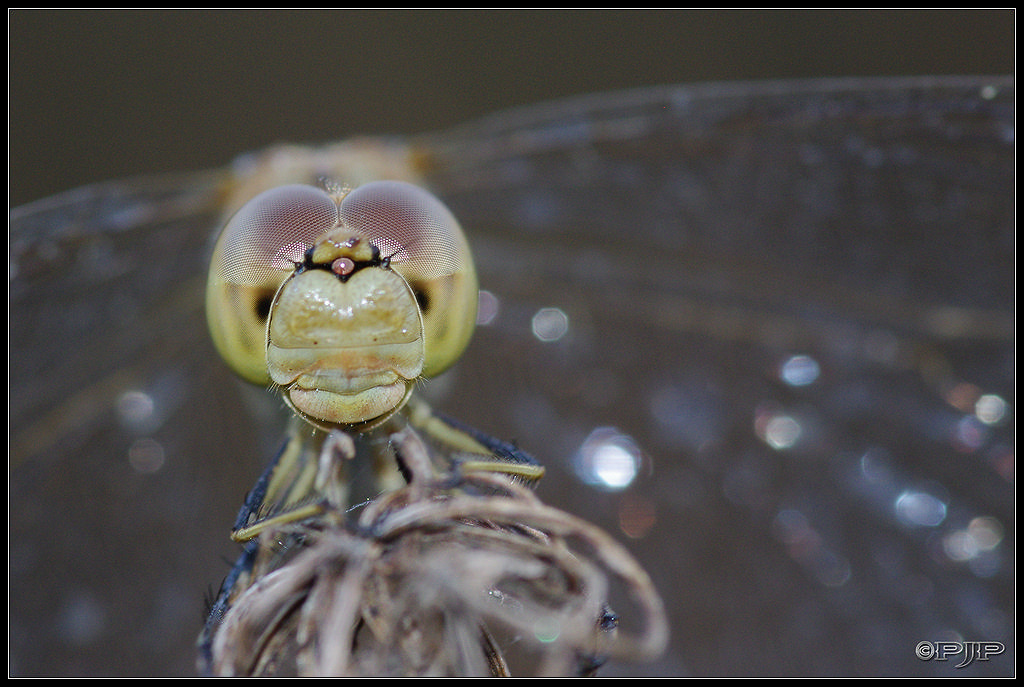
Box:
(402, 399), (546, 485)
(230, 425), (359, 542)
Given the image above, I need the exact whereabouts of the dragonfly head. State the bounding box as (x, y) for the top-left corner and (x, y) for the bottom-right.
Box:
(206, 181), (478, 429)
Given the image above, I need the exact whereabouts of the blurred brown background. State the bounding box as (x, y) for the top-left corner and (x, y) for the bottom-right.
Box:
(10, 9), (1013, 207)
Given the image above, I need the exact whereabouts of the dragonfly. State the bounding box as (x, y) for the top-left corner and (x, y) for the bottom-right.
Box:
(9, 75), (1014, 676)
(192, 179), (665, 675)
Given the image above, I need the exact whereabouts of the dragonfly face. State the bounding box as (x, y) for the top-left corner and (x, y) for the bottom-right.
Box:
(267, 240), (424, 427)
(8, 77), (1015, 676)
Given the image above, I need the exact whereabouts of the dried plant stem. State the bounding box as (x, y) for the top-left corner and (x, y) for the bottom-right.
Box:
(204, 425), (668, 676)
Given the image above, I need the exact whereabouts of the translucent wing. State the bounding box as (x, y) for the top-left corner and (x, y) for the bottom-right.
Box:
(417, 77), (1015, 676)
(9, 171), (287, 675)
(9, 76), (1014, 676)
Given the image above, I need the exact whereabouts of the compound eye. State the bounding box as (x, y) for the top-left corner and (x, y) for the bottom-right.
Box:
(206, 185), (339, 384)
(338, 181), (478, 377)
(215, 184), (339, 286)
(339, 181), (463, 281)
